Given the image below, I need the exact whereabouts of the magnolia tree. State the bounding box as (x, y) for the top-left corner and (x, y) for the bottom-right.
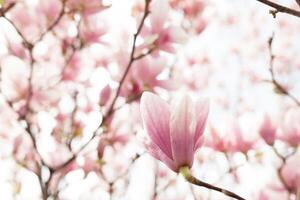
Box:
(0, 0), (300, 199)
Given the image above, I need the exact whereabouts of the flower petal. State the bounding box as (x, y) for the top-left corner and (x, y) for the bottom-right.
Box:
(140, 92), (173, 159)
(145, 140), (177, 171)
(194, 98), (209, 151)
(170, 93), (196, 167)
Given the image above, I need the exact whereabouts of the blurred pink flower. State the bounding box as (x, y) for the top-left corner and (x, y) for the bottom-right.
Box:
(229, 119), (258, 153)
(259, 114), (277, 145)
(37, 0), (62, 22)
(66, 0), (108, 16)
(205, 127), (233, 152)
(13, 135), (39, 174)
(120, 57), (177, 98)
(281, 154), (300, 193)
(140, 92), (209, 172)
(99, 84), (111, 106)
(80, 14), (108, 44)
(142, 0), (186, 53)
(206, 115), (258, 153)
(279, 108), (300, 147)
(133, 57), (176, 90)
(182, 0), (205, 18)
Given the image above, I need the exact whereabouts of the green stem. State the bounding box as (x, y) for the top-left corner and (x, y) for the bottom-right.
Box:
(179, 166), (246, 200)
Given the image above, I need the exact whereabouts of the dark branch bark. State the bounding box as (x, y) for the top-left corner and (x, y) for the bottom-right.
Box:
(256, 0), (300, 18)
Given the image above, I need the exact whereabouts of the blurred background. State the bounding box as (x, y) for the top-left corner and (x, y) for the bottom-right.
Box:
(0, 0), (299, 199)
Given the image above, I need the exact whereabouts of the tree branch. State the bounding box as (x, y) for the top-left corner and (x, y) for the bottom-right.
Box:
(256, 0), (300, 18)
(180, 167), (246, 200)
(49, 0), (153, 172)
(267, 34), (300, 107)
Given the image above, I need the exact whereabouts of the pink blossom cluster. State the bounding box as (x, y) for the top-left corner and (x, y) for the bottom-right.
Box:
(0, 0), (299, 199)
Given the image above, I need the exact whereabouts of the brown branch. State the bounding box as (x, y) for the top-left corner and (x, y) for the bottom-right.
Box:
(256, 0), (300, 18)
(133, 45), (156, 61)
(0, 2), (16, 16)
(180, 167), (246, 200)
(267, 34), (300, 106)
(49, 0), (153, 173)
(271, 145), (298, 194)
(2, 11), (53, 200)
(2, 15), (33, 49)
(34, 0), (67, 43)
(296, 0), (300, 7)
(104, 0), (152, 119)
(107, 153), (141, 198)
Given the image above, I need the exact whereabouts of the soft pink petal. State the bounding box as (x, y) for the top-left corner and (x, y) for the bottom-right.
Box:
(194, 98), (209, 151)
(140, 92), (173, 159)
(145, 140), (177, 171)
(155, 80), (178, 90)
(150, 0), (169, 32)
(170, 94), (195, 167)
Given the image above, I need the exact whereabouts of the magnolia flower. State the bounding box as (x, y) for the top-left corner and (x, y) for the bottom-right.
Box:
(140, 92), (209, 172)
(281, 153), (300, 193)
(99, 84), (111, 106)
(279, 108), (300, 147)
(259, 114), (276, 145)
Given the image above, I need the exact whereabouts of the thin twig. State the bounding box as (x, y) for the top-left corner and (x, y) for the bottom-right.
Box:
(180, 167), (246, 200)
(104, 0), (152, 119)
(271, 145), (298, 194)
(34, 0), (67, 43)
(49, 0), (153, 172)
(2, 10), (52, 200)
(267, 34), (300, 106)
(256, 0), (300, 18)
(0, 2), (16, 16)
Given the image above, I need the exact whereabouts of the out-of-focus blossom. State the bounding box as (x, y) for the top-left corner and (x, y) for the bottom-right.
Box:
(181, 0), (205, 18)
(62, 50), (95, 81)
(66, 0), (108, 17)
(80, 14), (108, 44)
(82, 156), (101, 176)
(1, 56), (29, 102)
(121, 57), (178, 97)
(140, 92), (209, 172)
(230, 116), (259, 153)
(6, 42), (29, 60)
(13, 135), (39, 174)
(142, 0), (186, 53)
(282, 154), (300, 193)
(205, 127), (233, 152)
(206, 114), (259, 153)
(99, 84), (111, 106)
(259, 114), (277, 145)
(121, 57), (176, 98)
(132, 57), (176, 91)
(36, 0), (62, 23)
(279, 108), (300, 147)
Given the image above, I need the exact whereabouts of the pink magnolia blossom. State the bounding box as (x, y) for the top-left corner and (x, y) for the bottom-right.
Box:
(259, 114), (277, 145)
(36, 0), (62, 23)
(119, 56), (176, 98)
(140, 92), (209, 172)
(205, 127), (233, 152)
(230, 121), (256, 153)
(66, 0), (108, 17)
(281, 154), (300, 193)
(99, 84), (111, 106)
(132, 57), (177, 92)
(206, 115), (258, 153)
(279, 108), (300, 147)
(80, 14), (108, 44)
(142, 0), (186, 53)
